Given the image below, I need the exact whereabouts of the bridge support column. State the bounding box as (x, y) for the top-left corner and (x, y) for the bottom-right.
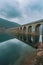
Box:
(26, 26), (29, 42)
(27, 26), (32, 43)
(39, 25), (43, 43)
(32, 25), (36, 44)
(42, 24), (43, 43)
(32, 24), (43, 48)
(22, 26), (26, 41)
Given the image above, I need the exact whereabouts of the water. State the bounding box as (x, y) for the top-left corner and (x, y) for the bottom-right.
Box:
(0, 33), (36, 65)
(0, 33), (15, 42)
(0, 38), (36, 65)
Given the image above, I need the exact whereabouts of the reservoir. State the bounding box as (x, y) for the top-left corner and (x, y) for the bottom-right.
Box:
(0, 33), (36, 65)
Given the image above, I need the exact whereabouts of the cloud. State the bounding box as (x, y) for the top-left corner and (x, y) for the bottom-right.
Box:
(0, 0), (43, 24)
(0, 1), (21, 18)
(25, 0), (43, 14)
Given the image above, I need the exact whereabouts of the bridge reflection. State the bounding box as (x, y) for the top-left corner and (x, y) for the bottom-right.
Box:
(15, 24), (43, 48)
(14, 34), (42, 48)
(6, 19), (43, 48)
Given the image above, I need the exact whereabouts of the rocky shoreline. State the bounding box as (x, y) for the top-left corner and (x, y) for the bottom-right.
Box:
(30, 42), (43, 65)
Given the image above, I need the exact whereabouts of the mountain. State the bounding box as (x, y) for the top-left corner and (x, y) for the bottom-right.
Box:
(0, 18), (20, 29)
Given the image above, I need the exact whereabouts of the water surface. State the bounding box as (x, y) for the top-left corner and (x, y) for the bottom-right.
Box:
(0, 33), (15, 42)
(0, 38), (36, 65)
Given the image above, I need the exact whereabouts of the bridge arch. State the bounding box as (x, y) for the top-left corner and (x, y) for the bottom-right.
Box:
(35, 24), (41, 33)
(22, 26), (27, 42)
(19, 27), (23, 40)
(28, 26), (32, 33)
(35, 24), (42, 43)
(27, 26), (32, 43)
(16, 28), (20, 36)
(19, 27), (23, 32)
(20, 27), (22, 30)
(23, 26), (27, 33)
(17, 27), (19, 30)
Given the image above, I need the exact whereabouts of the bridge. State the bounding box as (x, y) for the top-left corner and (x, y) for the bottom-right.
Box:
(6, 19), (43, 48)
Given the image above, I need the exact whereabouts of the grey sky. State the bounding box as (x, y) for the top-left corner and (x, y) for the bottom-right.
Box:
(0, 0), (43, 24)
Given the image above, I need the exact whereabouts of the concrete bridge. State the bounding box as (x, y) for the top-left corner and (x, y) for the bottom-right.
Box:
(7, 19), (43, 48)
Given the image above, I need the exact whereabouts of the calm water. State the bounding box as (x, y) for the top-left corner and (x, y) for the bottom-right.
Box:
(0, 33), (36, 65)
(0, 33), (15, 42)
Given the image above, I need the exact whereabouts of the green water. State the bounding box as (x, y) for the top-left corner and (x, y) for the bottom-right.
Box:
(0, 33), (15, 42)
(0, 39), (36, 65)
(0, 33), (36, 65)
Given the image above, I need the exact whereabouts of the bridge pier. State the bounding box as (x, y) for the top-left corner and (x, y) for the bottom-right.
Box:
(42, 24), (43, 43)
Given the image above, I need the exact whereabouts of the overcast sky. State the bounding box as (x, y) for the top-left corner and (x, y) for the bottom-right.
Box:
(0, 0), (43, 24)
